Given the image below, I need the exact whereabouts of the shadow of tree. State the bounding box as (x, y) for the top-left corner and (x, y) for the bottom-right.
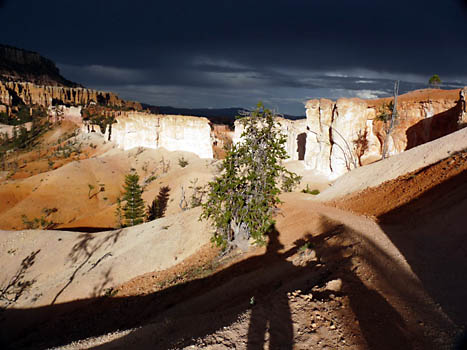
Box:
(1, 216), (427, 350)
(51, 229), (122, 305)
(0, 249), (40, 310)
(2, 228), (320, 349)
(91, 267), (114, 298)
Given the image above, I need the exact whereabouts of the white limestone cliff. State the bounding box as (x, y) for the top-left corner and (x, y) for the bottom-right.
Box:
(95, 112), (213, 159)
(233, 117), (308, 161)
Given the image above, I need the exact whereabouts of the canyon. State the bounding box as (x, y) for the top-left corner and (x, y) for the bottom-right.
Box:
(3, 44), (465, 176)
(3, 80), (465, 176)
(1, 45), (467, 350)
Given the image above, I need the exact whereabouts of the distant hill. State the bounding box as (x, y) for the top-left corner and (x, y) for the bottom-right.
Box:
(0, 44), (80, 87)
(143, 104), (305, 126)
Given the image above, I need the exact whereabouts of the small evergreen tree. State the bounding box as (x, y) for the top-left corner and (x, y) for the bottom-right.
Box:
(201, 103), (301, 251)
(147, 186), (171, 221)
(429, 74), (441, 88)
(122, 172), (146, 226)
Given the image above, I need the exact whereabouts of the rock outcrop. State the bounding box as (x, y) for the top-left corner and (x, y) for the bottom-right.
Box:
(234, 88), (466, 180)
(87, 111), (214, 159)
(459, 87), (467, 127)
(303, 88), (465, 179)
(0, 44), (78, 87)
(0, 122), (32, 139)
(233, 117), (308, 161)
(0, 81), (141, 114)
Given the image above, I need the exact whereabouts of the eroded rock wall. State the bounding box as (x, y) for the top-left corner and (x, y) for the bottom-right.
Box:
(233, 117), (308, 161)
(94, 112), (214, 159)
(459, 87), (467, 127)
(48, 105), (83, 125)
(304, 88), (465, 179)
(233, 88), (466, 180)
(0, 81), (141, 110)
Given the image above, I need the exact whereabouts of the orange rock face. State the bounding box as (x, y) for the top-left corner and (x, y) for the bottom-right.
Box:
(304, 88), (466, 179)
(0, 81), (141, 110)
(369, 89), (462, 151)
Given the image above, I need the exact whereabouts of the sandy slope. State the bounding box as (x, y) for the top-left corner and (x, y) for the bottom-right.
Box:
(0, 207), (211, 341)
(0, 128), (219, 230)
(317, 127), (467, 201)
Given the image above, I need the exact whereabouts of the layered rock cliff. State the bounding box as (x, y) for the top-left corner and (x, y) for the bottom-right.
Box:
(234, 88), (466, 180)
(0, 44), (78, 87)
(304, 88), (466, 178)
(86, 111), (214, 159)
(0, 81), (141, 112)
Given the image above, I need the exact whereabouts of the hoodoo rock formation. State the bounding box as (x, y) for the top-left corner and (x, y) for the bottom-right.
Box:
(87, 111), (214, 159)
(234, 88), (467, 179)
(304, 88), (466, 178)
(0, 81), (141, 113)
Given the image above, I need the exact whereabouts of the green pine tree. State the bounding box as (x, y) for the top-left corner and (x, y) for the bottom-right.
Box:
(428, 74), (441, 88)
(122, 172), (146, 227)
(201, 103), (301, 251)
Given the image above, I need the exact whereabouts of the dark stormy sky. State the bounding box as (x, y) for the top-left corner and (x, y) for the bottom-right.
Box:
(1, 0), (467, 115)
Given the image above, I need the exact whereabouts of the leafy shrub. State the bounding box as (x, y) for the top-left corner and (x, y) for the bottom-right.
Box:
(301, 185), (320, 195)
(21, 214), (55, 229)
(178, 156), (189, 168)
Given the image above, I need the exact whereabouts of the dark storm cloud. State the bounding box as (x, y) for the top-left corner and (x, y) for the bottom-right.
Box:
(1, 0), (466, 114)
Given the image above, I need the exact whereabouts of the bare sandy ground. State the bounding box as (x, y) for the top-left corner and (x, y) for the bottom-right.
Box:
(317, 127), (467, 201)
(3, 190), (461, 349)
(0, 127), (219, 230)
(1, 122), (466, 349)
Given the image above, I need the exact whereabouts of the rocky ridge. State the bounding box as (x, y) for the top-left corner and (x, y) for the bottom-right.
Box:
(0, 44), (78, 87)
(0, 81), (141, 114)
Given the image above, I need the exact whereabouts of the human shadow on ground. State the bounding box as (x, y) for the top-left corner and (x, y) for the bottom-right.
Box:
(1, 228), (313, 349)
(2, 218), (423, 350)
(309, 219), (414, 350)
(245, 229), (293, 349)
